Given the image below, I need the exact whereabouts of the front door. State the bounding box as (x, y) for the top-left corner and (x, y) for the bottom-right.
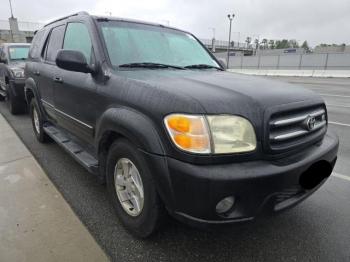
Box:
(53, 22), (98, 144)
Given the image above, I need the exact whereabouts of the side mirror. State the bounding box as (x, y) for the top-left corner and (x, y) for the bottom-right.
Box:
(56, 49), (93, 73)
(217, 58), (227, 69)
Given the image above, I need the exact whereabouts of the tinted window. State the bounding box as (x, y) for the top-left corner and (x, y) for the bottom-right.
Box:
(99, 21), (218, 68)
(0, 46), (4, 61)
(63, 23), (92, 62)
(29, 30), (45, 59)
(8, 46), (30, 60)
(46, 25), (65, 62)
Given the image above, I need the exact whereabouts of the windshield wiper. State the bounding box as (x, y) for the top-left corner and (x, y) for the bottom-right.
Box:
(11, 58), (27, 61)
(119, 62), (185, 70)
(184, 64), (224, 71)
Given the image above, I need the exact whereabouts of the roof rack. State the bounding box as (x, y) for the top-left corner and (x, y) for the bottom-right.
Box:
(44, 11), (89, 27)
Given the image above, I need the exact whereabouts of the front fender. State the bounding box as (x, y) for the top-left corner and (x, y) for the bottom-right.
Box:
(25, 78), (38, 101)
(24, 77), (45, 114)
(95, 107), (165, 155)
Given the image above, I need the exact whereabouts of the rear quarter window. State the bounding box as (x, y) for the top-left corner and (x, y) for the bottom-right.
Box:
(29, 30), (46, 59)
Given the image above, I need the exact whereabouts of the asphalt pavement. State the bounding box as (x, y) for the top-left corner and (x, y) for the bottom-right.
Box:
(0, 76), (349, 262)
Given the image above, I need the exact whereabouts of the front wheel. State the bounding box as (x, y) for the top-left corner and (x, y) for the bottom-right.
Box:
(106, 139), (166, 238)
(30, 99), (50, 143)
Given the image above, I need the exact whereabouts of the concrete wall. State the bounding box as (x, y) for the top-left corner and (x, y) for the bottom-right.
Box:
(260, 55), (279, 69)
(0, 18), (40, 43)
(314, 45), (350, 54)
(222, 53), (350, 70)
(279, 55), (300, 69)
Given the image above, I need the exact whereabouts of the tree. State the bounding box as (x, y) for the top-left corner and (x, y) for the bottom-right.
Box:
(288, 39), (299, 48)
(301, 41), (310, 52)
(245, 37), (252, 47)
(275, 39), (290, 49)
(254, 38), (260, 49)
(261, 39), (268, 49)
(269, 40), (275, 49)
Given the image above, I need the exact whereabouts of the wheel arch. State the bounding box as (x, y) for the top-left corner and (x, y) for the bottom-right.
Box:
(96, 107), (165, 156)
(95, 107), (166, 180)
(24, 78), (38, 103)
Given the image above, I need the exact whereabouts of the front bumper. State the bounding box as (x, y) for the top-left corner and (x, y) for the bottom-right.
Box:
(144, 130), (339, 225)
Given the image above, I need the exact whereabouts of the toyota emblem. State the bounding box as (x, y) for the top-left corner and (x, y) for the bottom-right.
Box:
(305, 115), (316, 131)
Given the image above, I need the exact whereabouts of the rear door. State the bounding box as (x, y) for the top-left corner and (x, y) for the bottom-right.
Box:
(26, 30), (46, 99)
(53, 21), (98, 143)
(0, 45), (6, 95)
(38, 24), (65, 120)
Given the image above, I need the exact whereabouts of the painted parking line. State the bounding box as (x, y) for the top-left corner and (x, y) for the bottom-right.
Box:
(319, 93), (350, 98)
(329, 121), (350, 127)
(327, 104), (350, 108)
(333, 172), (350, 182)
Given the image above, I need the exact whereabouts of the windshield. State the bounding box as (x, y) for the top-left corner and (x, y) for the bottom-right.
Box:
(99, 21), (219, 68)
(8, 46), (30, 61)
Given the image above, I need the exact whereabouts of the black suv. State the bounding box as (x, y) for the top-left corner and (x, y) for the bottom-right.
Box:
(25, 12), (339, 237)
(0, 43), (31, 114)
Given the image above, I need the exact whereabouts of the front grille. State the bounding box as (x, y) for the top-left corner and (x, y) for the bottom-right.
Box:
(268, 105), (327, 152)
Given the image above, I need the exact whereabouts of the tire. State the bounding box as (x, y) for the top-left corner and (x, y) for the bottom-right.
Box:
(30, 99), (50, 143)
(106, 139), (165, 238)
(6, 86), (25, 115)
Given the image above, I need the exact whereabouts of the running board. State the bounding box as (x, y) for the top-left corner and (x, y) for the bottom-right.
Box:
(43, 124), (99, 175)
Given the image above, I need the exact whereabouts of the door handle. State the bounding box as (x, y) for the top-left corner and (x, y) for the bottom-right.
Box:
(33, 70), (40, 76)
(53, 77), (63, 83)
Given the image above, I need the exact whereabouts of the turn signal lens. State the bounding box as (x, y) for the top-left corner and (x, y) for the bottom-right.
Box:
(167, 116), (191, 133)
(164, 114), (211, 153)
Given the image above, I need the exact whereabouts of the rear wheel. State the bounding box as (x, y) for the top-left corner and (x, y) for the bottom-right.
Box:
(106, 139), (165, 238)
(30, 99), (50, 143)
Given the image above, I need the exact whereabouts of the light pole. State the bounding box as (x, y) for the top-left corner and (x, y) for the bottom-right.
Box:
(209, 27), (216, 52)
(209, 27), (216, 39)
(8, 0), (14, 17)
(161, 20), (170, 26)
(8, 0), (14, 42)
(227, 14), (235, 68)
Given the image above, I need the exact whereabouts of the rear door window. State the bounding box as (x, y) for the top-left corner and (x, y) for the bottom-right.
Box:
(45, 25), (65, 62)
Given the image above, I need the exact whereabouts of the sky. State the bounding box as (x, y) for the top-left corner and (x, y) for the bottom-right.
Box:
(1, 0), (350, 47)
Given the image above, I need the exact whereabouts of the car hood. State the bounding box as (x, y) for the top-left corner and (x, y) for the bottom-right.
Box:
(116, 69), (323, 116)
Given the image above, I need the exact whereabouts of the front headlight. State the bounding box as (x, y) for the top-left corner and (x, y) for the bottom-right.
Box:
(11, 69), (25, 78)
(206, 115), (256, 153)
(164, 114), (256, 154)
